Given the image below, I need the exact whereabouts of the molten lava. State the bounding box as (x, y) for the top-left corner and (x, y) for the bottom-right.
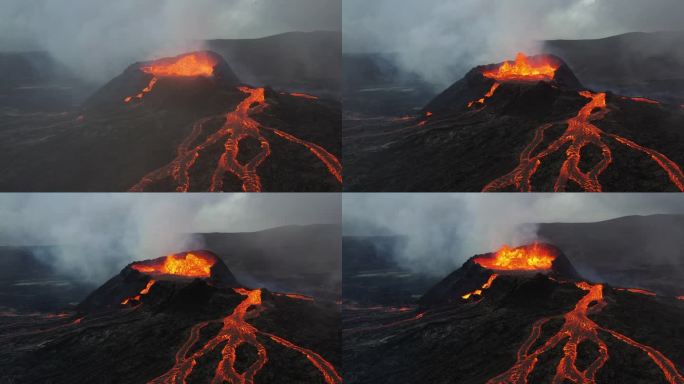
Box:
(617, 287), (657, 296)
(486, 282), (684, 384)
(482, 53), (558, 82)
(474, 244), (555, 271)
(129, 86), (342, 192)
(461, 273), (498, 300)
(124, 52), (217, 103)
(468, 82), (500, 108)
(148, 288), (341, 384)
(121, 279), (156, 305)
(483, 90), (684, 192)
(130, 252), (216, 278)
(290, 92), (319, 100)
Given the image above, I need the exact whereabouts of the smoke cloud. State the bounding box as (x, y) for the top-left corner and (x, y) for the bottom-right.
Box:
(342, 194), (684, 275)
(343, 0), (684, 86)
(0, 0), (340, 83)
(0, 193), (340, 283)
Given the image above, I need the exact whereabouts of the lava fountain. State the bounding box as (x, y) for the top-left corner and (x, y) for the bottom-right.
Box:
(473, 244), (556, 271)
(482, 53), (559, 82)
(130, 251), (217, 278)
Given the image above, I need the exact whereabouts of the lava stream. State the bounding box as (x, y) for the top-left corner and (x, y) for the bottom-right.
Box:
(129, 87), (342, 191)
(468, 82), (500, 108)
(483, 91), (684, 192)
(486, 282), (684, 384)
(121, 279), (156, 305)
(148, 288), (340, 384)
(462, 274), (498, 300)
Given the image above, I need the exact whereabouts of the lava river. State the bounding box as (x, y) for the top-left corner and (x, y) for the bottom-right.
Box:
(475, 58), (684, 192)
(148, 288), (341, 384)
(129, 86), (342, 192)
(486, 282), (684, 384)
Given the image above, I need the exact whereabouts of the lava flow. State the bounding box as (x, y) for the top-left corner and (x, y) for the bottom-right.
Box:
(130, 252), (216, 278)
(482, 90), (684, 192)
(129, 86), (342, 192)
(468, 82), (500, 108)
(461, 273), (498, 300)
(616, 287), (657, 296)
(148, 288), (341, 384)
(121, 279), (156, 305)
(473, 244), (555, 271)
(486, 282), (684, 384)
(124, 52), (217, 103)
(482, 53), (559, 82)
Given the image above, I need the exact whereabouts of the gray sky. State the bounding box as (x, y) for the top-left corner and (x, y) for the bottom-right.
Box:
(0, 0), (340, 82)
(343, 193), (684, 274)
(343, 0), (684, 86)
(0, 193), (340, 281)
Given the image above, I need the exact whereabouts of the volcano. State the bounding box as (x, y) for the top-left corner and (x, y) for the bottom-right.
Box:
(343, 243), (684, 384)
(0, 51), (341, 192)
(344, 52), (684, 192)
(0, 250), (341, 383)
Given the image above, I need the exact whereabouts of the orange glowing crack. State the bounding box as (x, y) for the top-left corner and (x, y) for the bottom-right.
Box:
(131, 252), (216, 278)
(628, 97), (660, 104)
(486, 282), (684, 384)
(269, 128), (343, 183)
(616, 287), (657, 296)
(274, 293), (315, 301)
(483, 91), (684, 192)
(462, 274), (498, 300)
(147, 288), (341, 384)
(468, 82), (501, 108)
(130, 86), (341, 191)
(474, 244), (555, 271)
(290, 92), (319, 100)
(482, 53), (558, 82)
(121, 279), (156, 305)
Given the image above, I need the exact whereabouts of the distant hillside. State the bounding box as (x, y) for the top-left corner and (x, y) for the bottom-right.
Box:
(543, 31), (684, 103)
(207, 31), (341, 97)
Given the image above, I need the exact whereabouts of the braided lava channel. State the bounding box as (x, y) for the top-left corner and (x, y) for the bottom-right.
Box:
(482, 90), (684, 192)
(129, 87), (342, 192)
(148, 288), (341, 384)
(486, 282), (684, 384)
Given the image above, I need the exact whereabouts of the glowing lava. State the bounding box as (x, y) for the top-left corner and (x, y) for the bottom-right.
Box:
(483, 91), (684, 192)
(130, 252), (216, 278)
(129, 86), (342, 192)
(124, 52), (217, 103)
(616, 287), (657, 296)
(121, 279), (156, 305)
(468, 82), (500, 108)
(290, 92), (319, 100)
(473, 244), (555, 271)
(148, 288), (341, 384)
(482, 53), (558, 82)
(462, 274), (498, 300)
(486, 282), (684, 384)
